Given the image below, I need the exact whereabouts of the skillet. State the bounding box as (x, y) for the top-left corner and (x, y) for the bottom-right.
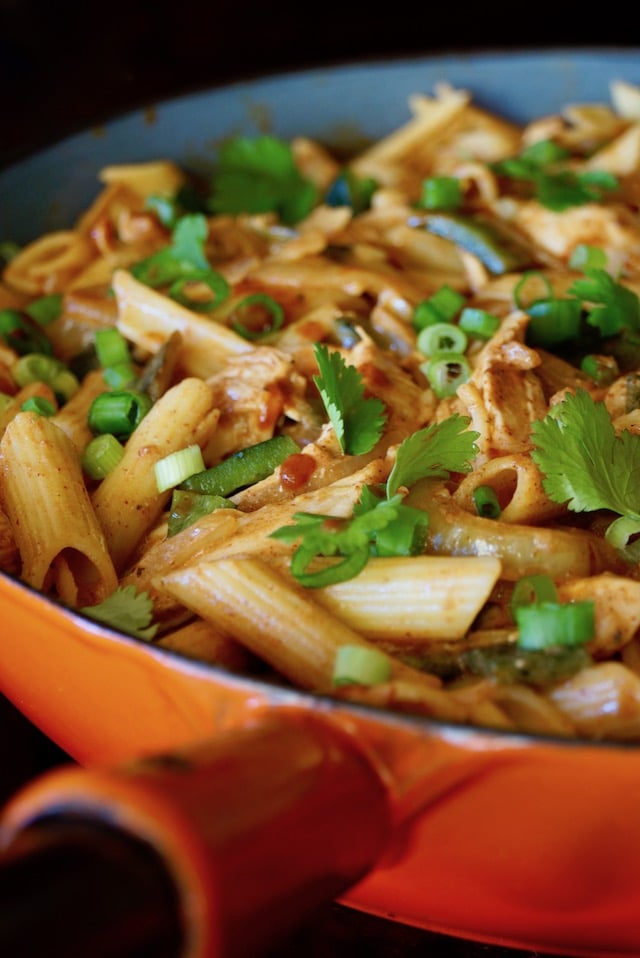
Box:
(1, 48), (640, 958)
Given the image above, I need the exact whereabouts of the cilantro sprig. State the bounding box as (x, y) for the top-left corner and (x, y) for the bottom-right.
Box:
(531, 389), (640, 558)
(313, 342), (387, 456)
(81, 585), (158, 640)
(493, 139), (618, 212)
(271, 413), (478, 586)
(131, 213), (210, 287)
(208, 136), (318, 226)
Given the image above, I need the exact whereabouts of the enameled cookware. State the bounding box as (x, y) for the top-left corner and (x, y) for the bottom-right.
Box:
(1, 49), (640, 958)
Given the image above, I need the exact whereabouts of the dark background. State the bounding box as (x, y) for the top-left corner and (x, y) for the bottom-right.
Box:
(0, 0), (636, 166)
(0, 3), (637, 955)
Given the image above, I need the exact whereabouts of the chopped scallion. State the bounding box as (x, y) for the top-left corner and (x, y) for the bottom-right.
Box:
(87, 389), (153, 438)
(421, 352), (470, 397)
(168, 269), (230, 313)
(155, 444), (206, 493)
(412, 286), (466, 332)
(333, 644), (392, 687)
(417, 321), (467, 357)
(21, 396), (56, 417)
(419, 175), (463, 210)
(81, 433), (125, 479)
(230, 293), (285, 339)
(458, 307), (500, 340)
(472, 485), (501, 519)
(95, 328), (131, 368)
(515, 600), (595, 650)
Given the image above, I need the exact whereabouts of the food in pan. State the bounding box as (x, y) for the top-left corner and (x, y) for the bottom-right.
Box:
(3, 78), (640, 742)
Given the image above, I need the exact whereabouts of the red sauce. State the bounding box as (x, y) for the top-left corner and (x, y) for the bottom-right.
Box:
(280, 452), (316, 491)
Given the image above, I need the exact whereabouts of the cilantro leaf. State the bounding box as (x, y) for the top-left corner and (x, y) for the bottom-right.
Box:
(568, 269), (640, 337)
(131, 213), (211, 288)
(208, 136), (318, 225)
(530, 388), (640, 521)
(313, 342), (386, 455)
(386, 414), (479, 497)
(270, 491), (423, 587)
(81, 585), (158, 640)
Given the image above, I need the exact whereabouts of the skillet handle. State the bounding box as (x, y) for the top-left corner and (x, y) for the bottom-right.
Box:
(0, 709), (390, 958)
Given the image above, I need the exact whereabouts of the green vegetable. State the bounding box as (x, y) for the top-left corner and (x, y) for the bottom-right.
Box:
(25, 293), (63, 326)
(422, 212), (530, 275)
(325, 169), (377, 213)
(168, 489), (235, 537)
(417, 321), (468, 357)
(386, 413), (478, 497)
(515, 600), (595, 650)
(95, 328), (131, 368)
(81, 585), (157, 641)
(419, 175), (463, 211)
(155, 444), (206, 493)
(0, 308), (54, 356)
(313, 342), (386, 455)
(458, 307), (500, 340)
(81, 434), (125, 480)
(272, 414), (477, 587)
(208, 136), (318, 225)
(181, 434), (299, 497)
(473, 485), (501, 518)
(230, 293), (285, 339)
(87, 389), (153, 438)
(21, 396), (56, 417)
(412, 286), (466, 331)
(168, 269), (231, 313)
(493, 140), (619, 211)
(131, 214), (229, 311)
(459, 644), (593, 687)
(421, 352), (471, 397)
(333, 644), (392, 686)
(13, 354), (79, 402)
(568, 269), (640, 337)
(531, 388), (640, 561)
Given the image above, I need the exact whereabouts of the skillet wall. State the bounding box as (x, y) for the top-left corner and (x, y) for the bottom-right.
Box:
(0, 0), (631, 167)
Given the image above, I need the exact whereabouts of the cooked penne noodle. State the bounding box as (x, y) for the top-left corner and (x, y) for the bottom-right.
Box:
(0, 412), (118, 604)
(311, 555), (502, 643)
(91, 377), (220, 572)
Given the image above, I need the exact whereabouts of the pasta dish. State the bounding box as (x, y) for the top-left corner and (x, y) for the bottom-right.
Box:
(3, 78), (640, 742)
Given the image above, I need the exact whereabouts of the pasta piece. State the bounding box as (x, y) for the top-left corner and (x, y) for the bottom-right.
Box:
(548, 662), (640, 740)
(3, 231), (95, 295)
(556, 573), (640, 658)
(156, 617), (254, 672)
(159, 555), (468, 722)
(52, 369), (110, 454)
(91, 377), (220, 572)
(452, 453), (566, 524)
(112, 269), (254, 378)
(312, 555), (501, 643)
(0, 412), (118, 605)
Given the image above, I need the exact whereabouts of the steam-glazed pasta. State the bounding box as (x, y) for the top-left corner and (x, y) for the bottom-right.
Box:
(4, 78), (640, 741)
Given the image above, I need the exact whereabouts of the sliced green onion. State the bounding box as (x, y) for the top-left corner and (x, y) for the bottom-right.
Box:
(580, 353), (618, 386)
(95, 328), (131, 368)
(21, 396), (56, 417)
(419, 175), (463, 210)
(605, 514), (640, 551)
(87, 389), (153, 438)
(458, 307), (500, 340)
(412, 286), (466, 332)
(13, 354), (79, 401)
(168, 489), (235, 537)
(525, 297), (583, 347)
(515, 600), (595, 650)
(81, 433), (125, 479)
(291, 544), (370, 588)
(423, 212), (529, 275)
(417, 321), (467, 357)
(333, 644), (392, 687)
(168, 269), (230, 313)
(0, 308), (53, 356)
(325, 170), (377, 213)
(421, 352), (470, 397)
(181, 434), (299, 497)
(569, 244), (608, 272)
(230, 293), (285, 339)
(155, 444), (206, 493)
(25, 294), (63, 326)
(103, 363), (138, 388)
(514, 271), (554, 310)
(473, 485), (501, 519)
(510, 574), (558, 616)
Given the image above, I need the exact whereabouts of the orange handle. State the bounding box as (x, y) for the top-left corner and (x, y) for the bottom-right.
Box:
(0, 709), (390, 958)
